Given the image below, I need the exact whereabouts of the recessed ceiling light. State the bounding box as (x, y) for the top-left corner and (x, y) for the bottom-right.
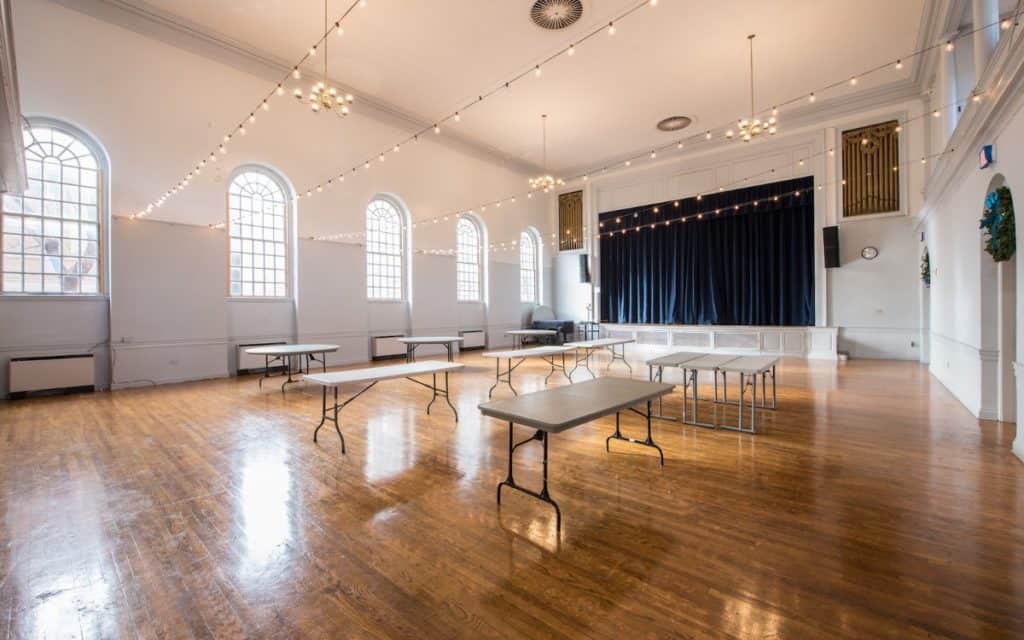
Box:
(531, 0), (583, 30)
(657, 116), (693, 132)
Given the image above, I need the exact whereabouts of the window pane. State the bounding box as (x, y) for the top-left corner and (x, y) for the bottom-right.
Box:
(228, 170), (289, 297)
(365, 199), (405, 300)
(2, 124), (103, 296)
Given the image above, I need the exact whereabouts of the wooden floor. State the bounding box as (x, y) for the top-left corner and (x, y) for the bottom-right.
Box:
(1, 353), (1022, 639)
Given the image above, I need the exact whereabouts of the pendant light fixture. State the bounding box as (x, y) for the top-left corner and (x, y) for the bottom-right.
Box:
(727, 34), (777, 142)
(298, 0), (354, 116)
(529, 114), (565, 192)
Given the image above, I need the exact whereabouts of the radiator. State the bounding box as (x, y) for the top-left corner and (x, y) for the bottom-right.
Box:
(9, 354), (95, 397)
(371, 334), (407, 360)
(460, 329), (486, 350)
(237, 342), (286, 374)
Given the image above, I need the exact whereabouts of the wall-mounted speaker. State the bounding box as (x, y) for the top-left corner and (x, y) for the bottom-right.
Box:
(823, 225), (840, 269)
(579, 254), (591, 283)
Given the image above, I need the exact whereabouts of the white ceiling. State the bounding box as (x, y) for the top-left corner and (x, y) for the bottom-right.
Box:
(123, 0), (926, 174)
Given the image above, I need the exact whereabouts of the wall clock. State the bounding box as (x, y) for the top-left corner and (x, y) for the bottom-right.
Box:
(861, 246), (879, 260)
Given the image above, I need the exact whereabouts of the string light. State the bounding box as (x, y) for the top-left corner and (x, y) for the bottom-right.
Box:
(608, 22), (616, 35)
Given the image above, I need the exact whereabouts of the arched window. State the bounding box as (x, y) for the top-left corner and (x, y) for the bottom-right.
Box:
(2, 122), (104, 294)
(520, 228), (540, 304)
(366, 197), (406, 300)
(228, 168), (290, 297)
(456, 216), (483, 302)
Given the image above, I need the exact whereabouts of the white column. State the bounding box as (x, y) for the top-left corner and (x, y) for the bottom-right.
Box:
(937, 34), (959, 148)
(973, 0), (1000, 81)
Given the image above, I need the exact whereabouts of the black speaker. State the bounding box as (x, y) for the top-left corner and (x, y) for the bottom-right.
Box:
(579, 254), (591, 283)
(823, 225), (840, 269)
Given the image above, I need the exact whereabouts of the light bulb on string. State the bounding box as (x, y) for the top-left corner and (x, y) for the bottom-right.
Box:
(608, 22), (616, 35)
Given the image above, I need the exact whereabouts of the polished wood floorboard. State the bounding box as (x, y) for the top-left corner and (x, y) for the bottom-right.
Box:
(1, 354), (1022, 639)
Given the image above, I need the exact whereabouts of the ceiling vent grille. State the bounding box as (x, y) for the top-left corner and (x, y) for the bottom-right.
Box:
(531, 0), (583, 30)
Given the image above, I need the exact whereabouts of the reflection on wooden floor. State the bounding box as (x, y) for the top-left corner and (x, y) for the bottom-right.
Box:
(1, 353), (1022, 638)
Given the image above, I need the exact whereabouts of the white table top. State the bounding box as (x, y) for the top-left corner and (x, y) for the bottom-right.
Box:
(479, 378), (675, 433)
(565, 338), (635, 348)
(506, 329), (558, 336)
(682, 354), (741, 370)
(482, 346), (572, 359)
(717, 356), (779, 374)
(395, 336), (464, 344)
(646, 351), (704, 367)
(304, 361), (464, 386)
(245, 344), (339, 356)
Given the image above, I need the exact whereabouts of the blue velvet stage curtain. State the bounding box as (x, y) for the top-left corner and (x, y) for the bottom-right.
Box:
(599, 176), (815, 326)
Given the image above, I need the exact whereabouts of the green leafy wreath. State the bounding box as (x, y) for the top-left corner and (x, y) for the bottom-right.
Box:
(920, 252), (930, 287)
(979, 186), (1016, 262)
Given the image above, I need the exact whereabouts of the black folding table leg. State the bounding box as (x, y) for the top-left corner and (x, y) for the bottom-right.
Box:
(496, 422), (562, 534)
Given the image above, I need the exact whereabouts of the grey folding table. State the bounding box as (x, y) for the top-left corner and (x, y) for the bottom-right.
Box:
(678, 354), (741, 428)
(645, 351), (704, 420)
(396, 336), (464, 363)
(305, 361), (463, 453)
(715, 355), (778, 411)
(505, 329), (558, 349)
(715, 356), (779, 433)
(244, 343), (339, 391)
(564, 337), (636, 377)
(482, 345), (574, 397)
(479, 377), (675, 533)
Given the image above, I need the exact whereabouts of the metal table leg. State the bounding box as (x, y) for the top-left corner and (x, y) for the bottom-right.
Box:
(488, 357), (521, 398)
(407, 372), (459, 420)
(497, 423), (562, 534)
(313, 382), (379, 453)
(605, 401), (665, 465)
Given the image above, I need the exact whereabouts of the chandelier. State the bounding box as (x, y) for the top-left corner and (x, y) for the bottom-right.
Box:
(296, 0), (354, 116)
(727, 34), (777, 142)
(529, 114), (565, 192)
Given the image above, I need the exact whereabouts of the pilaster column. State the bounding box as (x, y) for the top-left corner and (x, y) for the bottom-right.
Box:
(973, 0), (1000, 81)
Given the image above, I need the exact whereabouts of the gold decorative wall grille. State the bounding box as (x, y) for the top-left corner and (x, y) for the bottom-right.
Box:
(558, 190), (584, 251)
(842, 120), (900, 217)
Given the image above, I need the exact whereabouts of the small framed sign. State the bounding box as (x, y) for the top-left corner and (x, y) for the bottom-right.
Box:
(980, 144), (994, 169)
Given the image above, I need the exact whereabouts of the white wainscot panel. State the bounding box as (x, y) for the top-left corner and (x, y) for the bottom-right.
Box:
(112, 342), (228, 388)
(602, 324), (837, 359)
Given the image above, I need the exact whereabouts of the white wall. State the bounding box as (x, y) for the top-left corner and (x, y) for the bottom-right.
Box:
(553, 100), (927, 361)
(0, 0), (554, 396)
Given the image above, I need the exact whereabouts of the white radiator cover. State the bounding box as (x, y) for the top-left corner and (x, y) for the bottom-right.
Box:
(372, 335), (407, 359)
(460, 329), (486, 349)
(10, 355), (95, 393)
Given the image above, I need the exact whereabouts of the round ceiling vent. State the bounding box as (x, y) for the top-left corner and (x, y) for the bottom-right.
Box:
(531, 0), (583, 30)
(657, 116), (693, 132)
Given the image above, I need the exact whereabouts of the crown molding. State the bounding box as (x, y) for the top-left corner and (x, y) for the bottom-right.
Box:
(45, 0), (544, 176)
(0, 0), (25, 194)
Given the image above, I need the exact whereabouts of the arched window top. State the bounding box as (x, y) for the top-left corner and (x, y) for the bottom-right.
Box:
(366, 196), (408, 300)
(228, 166), (291, 298)
(2, 121), (105, 294)
(520, 228), (540, 304)
(456, 216), (483, 302)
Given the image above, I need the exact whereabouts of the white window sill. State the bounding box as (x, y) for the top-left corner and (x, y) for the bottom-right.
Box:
(0, 294), (108, 301)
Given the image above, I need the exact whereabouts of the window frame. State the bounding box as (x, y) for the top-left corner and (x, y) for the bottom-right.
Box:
(1, 118), (108, 297)
(226, 166), (292, 299)
(456, 216), (483, 303)
(520, 228), (541, 304)
(365, 196), (408, 302)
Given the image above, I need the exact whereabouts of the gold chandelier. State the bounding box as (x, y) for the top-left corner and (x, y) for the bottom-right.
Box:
(529, 114), (565, 192)
(296, 0), (354, 116)
(727, 34), (777, 142)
